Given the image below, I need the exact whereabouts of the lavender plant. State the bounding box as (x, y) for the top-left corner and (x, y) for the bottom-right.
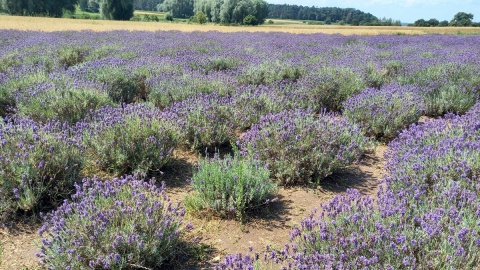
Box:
(166, 93), (236, 150)
(38, 175), (190, 269)
(17, 86), (113, 124)
(147, 71), (235, 109)
(81, 104), (182, 176)
(343, 83), (425, 140)
(238, 60), (303, 85)
(185, 153), (277, 222)
(296, 67), (366, 112)
(239, 109), (372, 185)
(74, 59), (148, 104)
(56, 45), (89, 69)
(402, 63), (480, 116)
(0, 117), (84, 222)
(0, 88), (14, 118)
(231, 82), (302, 130)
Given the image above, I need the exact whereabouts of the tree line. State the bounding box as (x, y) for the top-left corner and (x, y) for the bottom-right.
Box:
(1, 0), (269, 24)
(413, 12), (480, 27)
(267, 4), (386, 26)
(0, 0), (77, 17)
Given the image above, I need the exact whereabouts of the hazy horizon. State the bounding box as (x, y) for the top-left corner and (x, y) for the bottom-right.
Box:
(266, 0), (479, 24)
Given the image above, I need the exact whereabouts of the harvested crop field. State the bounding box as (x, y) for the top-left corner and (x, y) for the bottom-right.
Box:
(2, 15), (480, 35)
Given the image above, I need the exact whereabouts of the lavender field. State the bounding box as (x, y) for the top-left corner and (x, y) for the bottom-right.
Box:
(0, 30), (479, 269)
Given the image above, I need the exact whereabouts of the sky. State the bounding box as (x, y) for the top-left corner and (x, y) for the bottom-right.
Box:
(266, 0), (480, 24)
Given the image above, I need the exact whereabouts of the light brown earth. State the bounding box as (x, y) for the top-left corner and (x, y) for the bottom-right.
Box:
(2, 15), (480, 35)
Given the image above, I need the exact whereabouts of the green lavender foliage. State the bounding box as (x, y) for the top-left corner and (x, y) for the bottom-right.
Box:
(185, 153), (276, 222)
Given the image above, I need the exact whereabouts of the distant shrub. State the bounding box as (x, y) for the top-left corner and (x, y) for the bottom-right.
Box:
(239, 109), (372, 185)
(267, 19), (274, 24)
(185, 153), (277, 222)
(166, 93), (236, 150)
(343, 83), (425, 140)
(38, 175), (190, 269)
(130, 14), (142, 21)
(0, 118), (84, 222)
(165, 12), (174, 21)
(297, 67), (366, 112)
(141, 14), (160, 22)
(81, 104), (182, 176)
(243, 15), (258, 26)
(192, 11), (208, 24)
(17, 87), (113, 124)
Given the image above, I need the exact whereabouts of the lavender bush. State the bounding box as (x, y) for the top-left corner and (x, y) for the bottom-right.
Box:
(231, 82), (303, 130)
(239, 110), (372, 185)
(296, 67), (366, 112)
(81, 104), (182, 176)
(38, 175), (190, 269)
(56, 45), (89, 69)
(147, 71), (235, 109)
(403, 63), (480, 116)
(166, 93), (236, 150)
(185, 153), (277, 222)
(0, 117), (84, 222)
(238, 60), (303, 85)
(74, 58), (149, 104)
(343, 83), (425, 140)
(17, 86), (113, 124)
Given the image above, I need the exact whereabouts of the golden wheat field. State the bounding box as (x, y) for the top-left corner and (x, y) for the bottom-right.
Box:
(2, 15), (480, 35)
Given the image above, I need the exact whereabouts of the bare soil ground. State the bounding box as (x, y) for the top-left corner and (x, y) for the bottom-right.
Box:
(0, 145), (386, 269)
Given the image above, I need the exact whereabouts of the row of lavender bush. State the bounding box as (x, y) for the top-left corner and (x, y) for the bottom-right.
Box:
(1, 31), (479, 129)
(217, 102), (480, 269)
(1, 30), (479, 268)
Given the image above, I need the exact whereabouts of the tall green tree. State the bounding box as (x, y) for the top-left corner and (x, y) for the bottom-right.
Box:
(449, 12), (474, 26)
(195, 0), (268, 24)
(135, 0), (164, 11)
(79, 0), (100, 12)
(79, 0), (88, 11)
(158, 0), (193, 18)
(101, 0), (134, 20)
(1, 0), (76, 17)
